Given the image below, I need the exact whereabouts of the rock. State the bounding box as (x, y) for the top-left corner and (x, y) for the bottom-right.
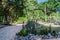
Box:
(36, 38), (41, 40)
(47, 33), (54, 38)
(57, 32), (60, 35)
(15, 32), (60, 40)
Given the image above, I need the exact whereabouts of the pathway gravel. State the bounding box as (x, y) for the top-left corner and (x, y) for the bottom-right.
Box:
(0, 24), (22, 40)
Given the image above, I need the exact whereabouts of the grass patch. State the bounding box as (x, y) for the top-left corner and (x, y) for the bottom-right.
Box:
(14, 17), (28, 24)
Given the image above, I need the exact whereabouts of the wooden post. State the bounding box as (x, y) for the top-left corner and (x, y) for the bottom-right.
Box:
(22, 21), (24, 29)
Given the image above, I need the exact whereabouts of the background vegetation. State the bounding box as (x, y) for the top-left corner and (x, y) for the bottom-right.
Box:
(0, 0), (60, 24)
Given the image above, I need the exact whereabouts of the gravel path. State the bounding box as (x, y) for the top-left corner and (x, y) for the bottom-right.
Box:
(0, 24), (22, 40)
(37, 21), (60, 27)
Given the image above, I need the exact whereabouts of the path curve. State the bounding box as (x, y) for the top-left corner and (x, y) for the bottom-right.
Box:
(0, 24), (22, 40)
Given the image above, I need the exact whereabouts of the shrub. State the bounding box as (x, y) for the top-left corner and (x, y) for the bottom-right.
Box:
(16, 28), (28, 37)
(35, 28), (49, 35)
(51, 30), (57, 36)
(40, 28), (48, 35)
(35, 29), (40, 35)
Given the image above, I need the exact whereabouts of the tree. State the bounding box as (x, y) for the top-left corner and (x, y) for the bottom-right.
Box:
(1, 0), (28, 24)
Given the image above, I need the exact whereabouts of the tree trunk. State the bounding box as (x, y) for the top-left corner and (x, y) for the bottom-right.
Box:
(4, 15), (9, 24)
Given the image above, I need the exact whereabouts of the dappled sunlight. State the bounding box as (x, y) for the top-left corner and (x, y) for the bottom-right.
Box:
(37, 21), (60, 27)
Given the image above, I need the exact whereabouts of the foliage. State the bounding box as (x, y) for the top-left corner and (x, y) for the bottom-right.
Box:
(14, 17), (27, 24)
(0, 0), (60, 24)
(16, 25), (57, 37)
(35, 28), (49, 35)
(51, 30), (57, 36)
(16, 28), (28, 37)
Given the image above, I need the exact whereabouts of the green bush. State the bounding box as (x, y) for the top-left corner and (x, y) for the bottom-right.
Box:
(16, 28), (28, 36)
(35, 28), (49, 35)
(40, 28), (48, 35)
(35, 29), (40, 35)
